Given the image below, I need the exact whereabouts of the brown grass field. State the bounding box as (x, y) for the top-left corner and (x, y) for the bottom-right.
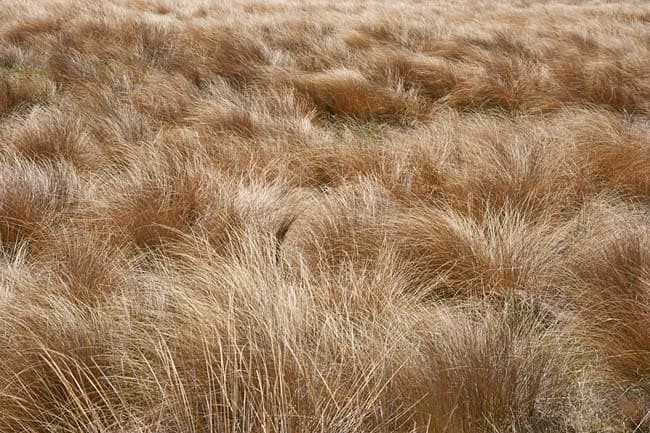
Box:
(0, 0), (649, 431)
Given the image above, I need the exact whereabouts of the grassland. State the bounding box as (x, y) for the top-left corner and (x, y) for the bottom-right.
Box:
(0, 0), (649, 431)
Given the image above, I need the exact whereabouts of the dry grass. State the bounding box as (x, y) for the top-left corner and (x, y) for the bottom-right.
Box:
(0, 0), (649, 432)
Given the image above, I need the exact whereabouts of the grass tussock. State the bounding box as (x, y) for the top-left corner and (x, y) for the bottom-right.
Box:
(0, 0), (649, 432)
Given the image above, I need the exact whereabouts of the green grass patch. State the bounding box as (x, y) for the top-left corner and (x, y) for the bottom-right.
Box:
(0, 58), (47, 77)
(0, 59), (52, 114)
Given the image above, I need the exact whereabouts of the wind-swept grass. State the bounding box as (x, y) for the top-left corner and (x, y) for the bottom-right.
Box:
(0, 0), (648, 432)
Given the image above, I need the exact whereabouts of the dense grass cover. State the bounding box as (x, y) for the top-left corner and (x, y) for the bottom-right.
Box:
(0, 0), (649, 431)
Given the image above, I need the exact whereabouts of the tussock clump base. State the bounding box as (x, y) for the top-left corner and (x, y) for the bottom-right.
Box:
(0, 0), (649, 432)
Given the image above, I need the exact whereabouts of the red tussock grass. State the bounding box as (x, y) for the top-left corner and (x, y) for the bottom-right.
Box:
(0, 0), (648, 432)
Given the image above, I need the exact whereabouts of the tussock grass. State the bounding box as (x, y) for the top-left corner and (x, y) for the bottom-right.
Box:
(0, 0), (649, 432)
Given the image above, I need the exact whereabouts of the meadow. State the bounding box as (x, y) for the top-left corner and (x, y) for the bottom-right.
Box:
(0, 0), (649, 431)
